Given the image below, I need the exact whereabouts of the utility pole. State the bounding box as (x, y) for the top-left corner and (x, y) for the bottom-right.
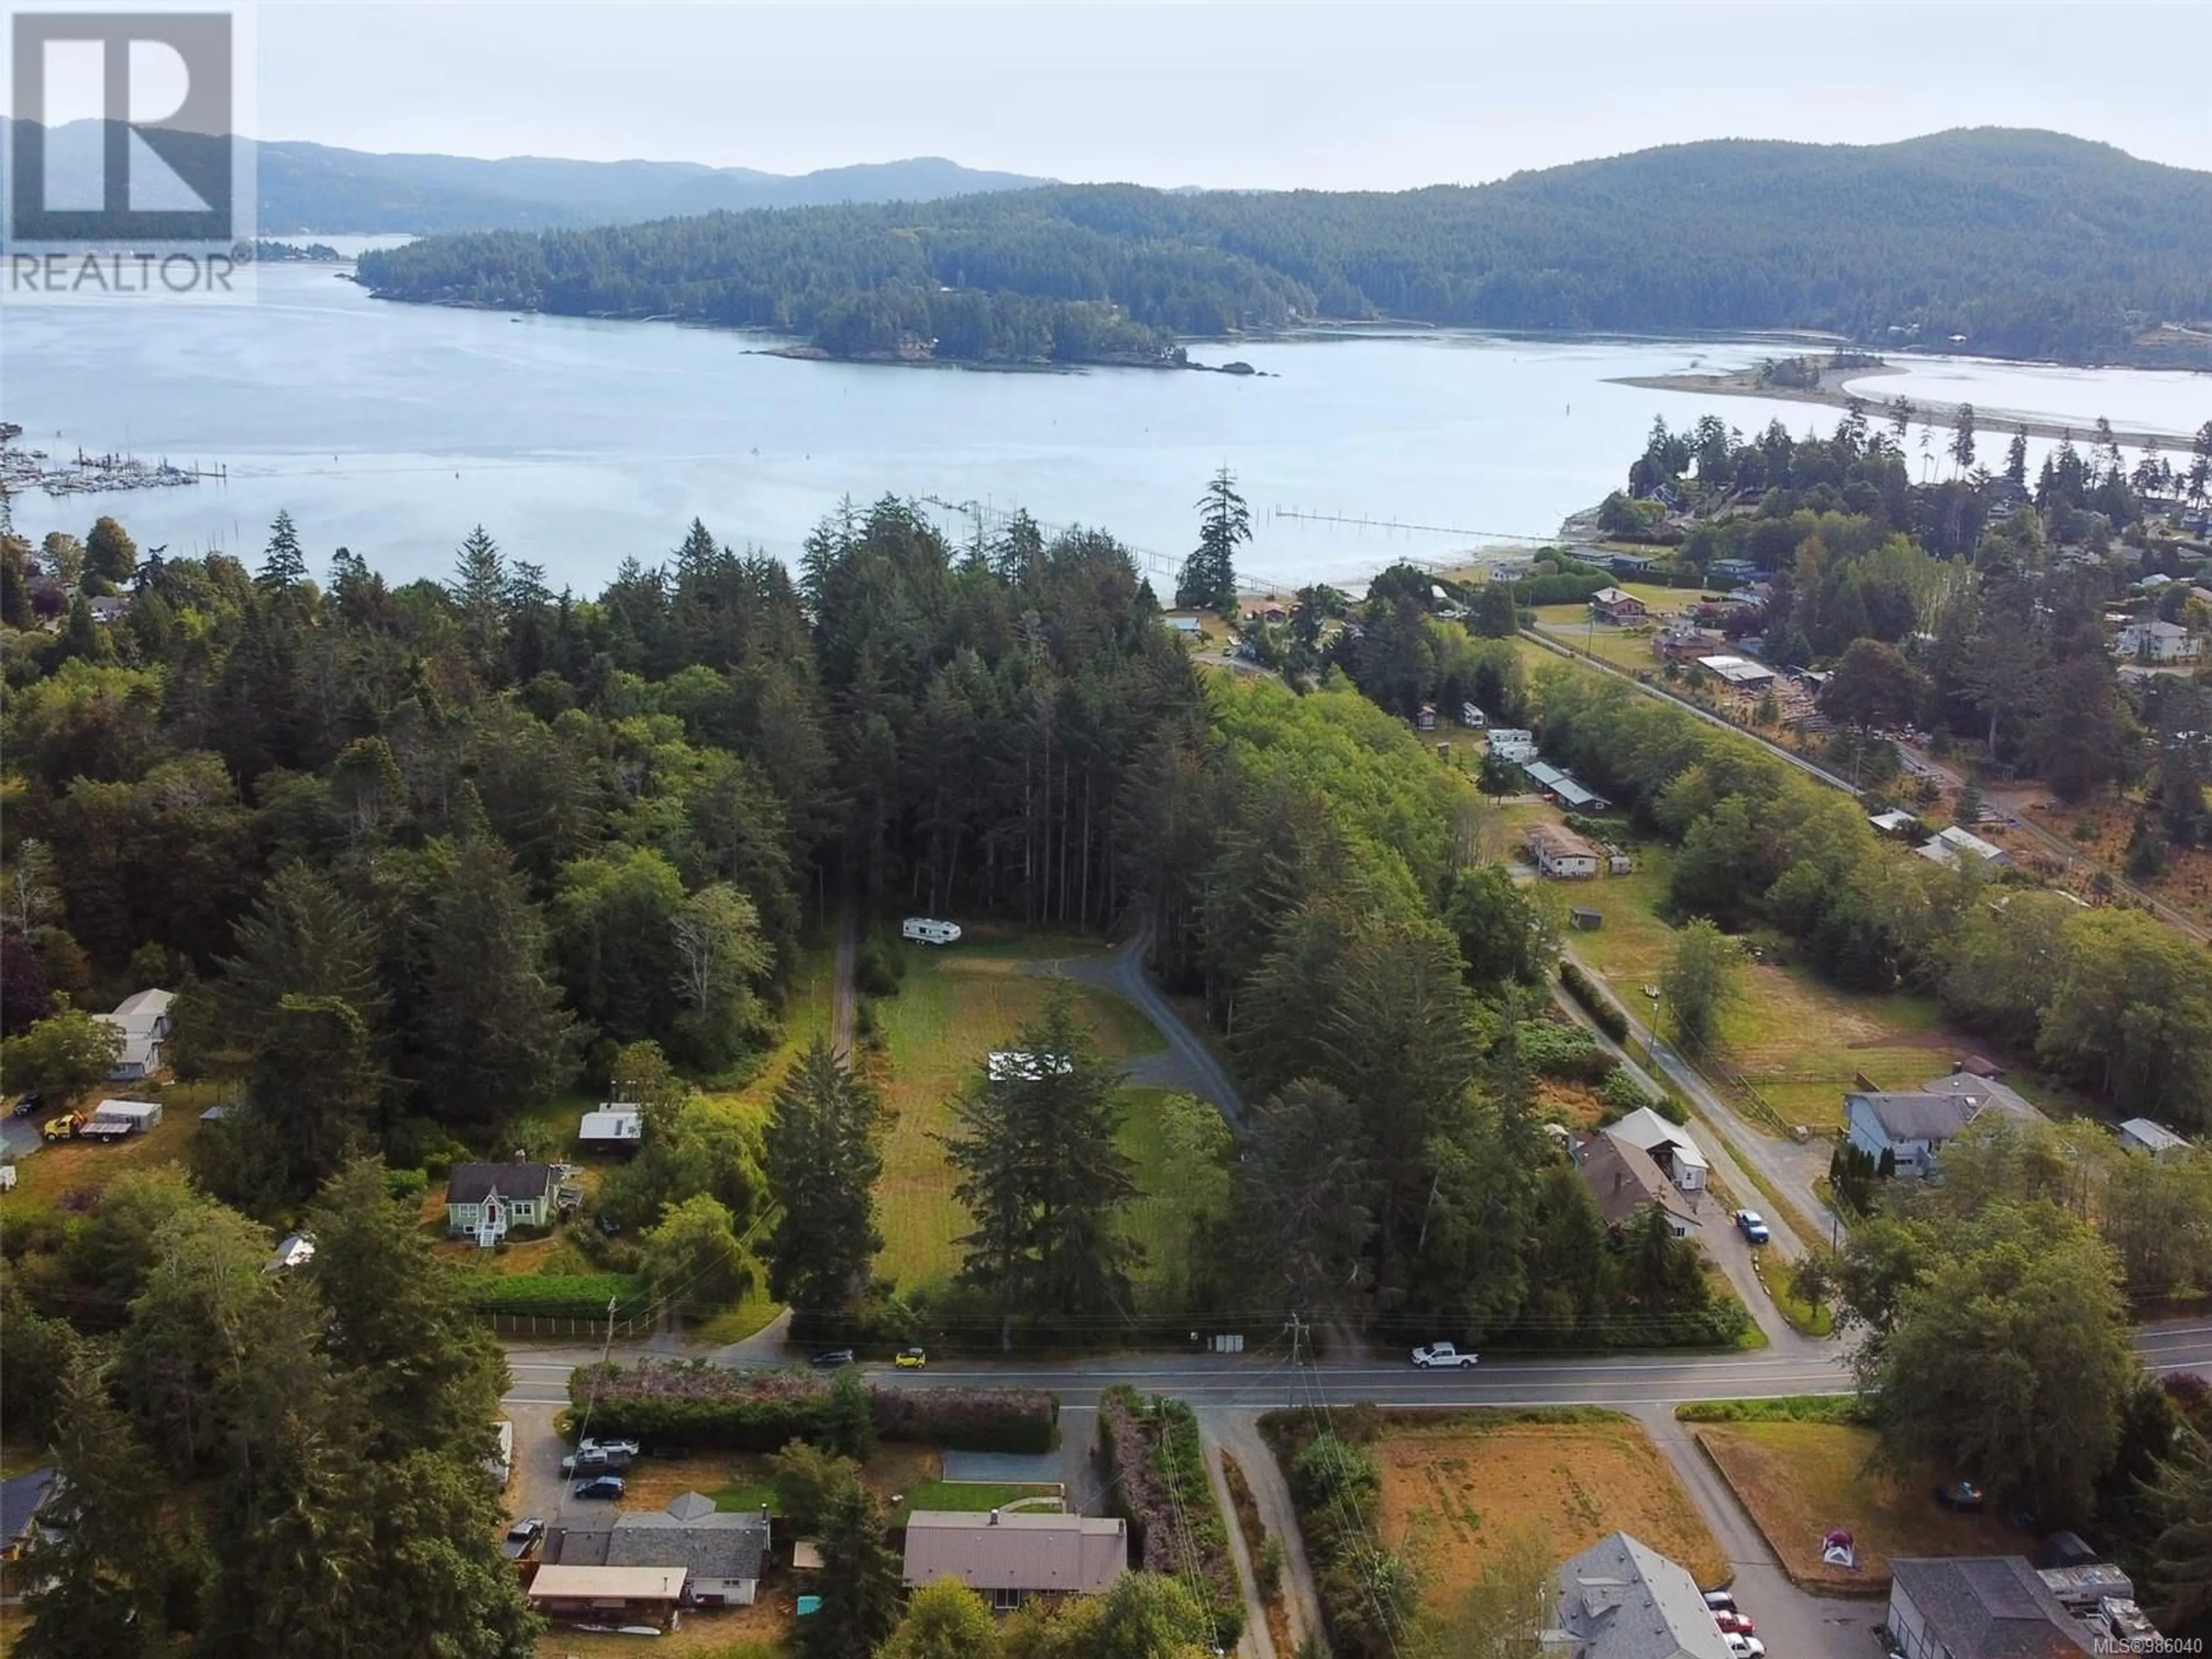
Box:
(1285, 1311), (1308, 1409)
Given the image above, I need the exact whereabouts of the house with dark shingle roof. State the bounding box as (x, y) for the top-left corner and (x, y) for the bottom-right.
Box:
(1551, 1532), (1734, 1659)
(1887, 1556), (2097, 1659)
(1574, 1133), (1697, 1237)
(443, 1162), (555, 1240)
(550, 1494), (770, 1607)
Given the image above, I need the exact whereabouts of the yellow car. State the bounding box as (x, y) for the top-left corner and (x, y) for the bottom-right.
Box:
(893, 1347), (927, 1369)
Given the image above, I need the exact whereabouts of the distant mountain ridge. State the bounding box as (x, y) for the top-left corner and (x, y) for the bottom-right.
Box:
(10, 122), (1053, 232)
(357, 128), (2212, 370)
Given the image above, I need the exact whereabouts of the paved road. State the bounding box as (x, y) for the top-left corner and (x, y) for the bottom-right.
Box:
(502, 1318), (2212, 1412)
(1544, 974), (1818, 1351)
(1522, 627), (1855, 795)
(1045, 919), (1249, 1129)
(1556, 935), (1842, 1248)
(1635, 1403), (1890, 1659)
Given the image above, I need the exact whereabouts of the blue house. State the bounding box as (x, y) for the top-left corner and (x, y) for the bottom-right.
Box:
(1844, 1091), (1977, 1177)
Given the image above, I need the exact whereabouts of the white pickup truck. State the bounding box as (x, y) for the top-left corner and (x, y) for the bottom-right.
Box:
(1410, 1342), (1478, 1369)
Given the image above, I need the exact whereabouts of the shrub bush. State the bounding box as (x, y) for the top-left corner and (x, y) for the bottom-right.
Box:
(1597, 1067), (1654, 1116)
(1517, 1018), (1616, 1085)
(1097, 1388), (1244, 1645)
(566, 1358), (1058, 1453)
(855, 932), (906, 997)
(460, 1273), (650, 1320)
(1560, 963), (1630, 1042)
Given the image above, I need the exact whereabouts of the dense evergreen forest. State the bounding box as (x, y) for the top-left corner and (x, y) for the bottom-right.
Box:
(357, 129), (2212, 366)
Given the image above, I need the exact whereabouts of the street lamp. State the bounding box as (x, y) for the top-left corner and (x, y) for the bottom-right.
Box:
(1643, 984), (1663, 1067)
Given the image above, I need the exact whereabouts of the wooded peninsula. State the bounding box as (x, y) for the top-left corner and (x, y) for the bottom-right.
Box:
(355, 129), (2212, 369)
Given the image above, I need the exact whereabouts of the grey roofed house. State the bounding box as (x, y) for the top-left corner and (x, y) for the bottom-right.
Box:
(605, 1498), (772, 1607)
(1887, 1556), (2097, 1659)
(1552, 1531), (1735, 1659)
(902, 1508), (1127, 1605)
(1855, 1092), (1980, 1144)
(1916, 1070), (2040, 1124)
(444, 1161), (556, 1205)
(1574, 1132), (1698, 1234)
(546, 1498), (772, 1606)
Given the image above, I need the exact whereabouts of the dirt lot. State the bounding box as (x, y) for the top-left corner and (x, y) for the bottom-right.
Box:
(1695, 1421), (2024, 1591)
(1376, 1415), (1725, 1613)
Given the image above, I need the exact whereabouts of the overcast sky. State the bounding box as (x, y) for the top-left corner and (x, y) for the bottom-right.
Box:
(256, 2), (2209, 187)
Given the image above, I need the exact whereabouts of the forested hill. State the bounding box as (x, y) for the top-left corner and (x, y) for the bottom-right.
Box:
(355, 128), (2212, 367)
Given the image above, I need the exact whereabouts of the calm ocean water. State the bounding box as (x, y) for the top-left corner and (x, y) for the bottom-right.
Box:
(5, 264), (2203, 592)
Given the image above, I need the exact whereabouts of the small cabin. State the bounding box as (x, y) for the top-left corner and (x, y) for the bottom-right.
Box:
(1415, 704), (1437, 732)
(579, 1105), (645, 1154)
(1570, 907), (1603, 931)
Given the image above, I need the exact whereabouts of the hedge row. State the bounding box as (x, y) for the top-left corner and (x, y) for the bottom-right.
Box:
(1097, 1388), (1244, 1646)
(1560, 963), (1630, 1043)
(459, 1273), (651, 1320)
(566, 1359), (1056, 1454)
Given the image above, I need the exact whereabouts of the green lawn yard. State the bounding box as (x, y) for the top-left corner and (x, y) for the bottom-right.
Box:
(1559, 839), (1975, 1130)
(872, 935), (1166, 1290)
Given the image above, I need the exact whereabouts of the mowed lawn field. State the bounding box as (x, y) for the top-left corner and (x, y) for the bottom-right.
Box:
(873, 937), (1168, 1289)
(1375, 1414), (1725, 1613)
(1694, 1421), (2022, 1592)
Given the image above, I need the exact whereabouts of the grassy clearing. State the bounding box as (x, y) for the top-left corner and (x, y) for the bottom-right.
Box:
(1533, 616), (1670, 675)
(1559, 839), (1969, 1131)
(1373, 1415), (1724, 1613)
(1694, 1421), (2022, 1592)
(902, 1480), (1062, 1513)
(536, 1606), (786, 1658)
(872, 939), (1165, 1290)
(2, 1080), (213, 1207)
(687, 1287), (786, 1347)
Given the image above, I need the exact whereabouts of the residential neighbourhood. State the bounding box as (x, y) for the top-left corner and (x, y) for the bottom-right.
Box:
(2, 60), (2210, 1659)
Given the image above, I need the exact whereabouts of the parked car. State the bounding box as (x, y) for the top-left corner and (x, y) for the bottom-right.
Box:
(1714, 1610), (1756, 1635)
(10, 1092), (43, 1120)
(1733, 1209), (1770, 1245)
(572, 1476), (625, 1501)
(1934, 1479), (1986, 1513)
(893, 1347), (928, 1369)
(502, 1518), (545, 1559)
(810, 1349), (856, 1369)
(1722, 1635), (1765, 1659)
(561, 1448), (634, 1476)
(594, 1212), (621, 1237)
(1410, 1342), (1479, 1369)
(1703, 1590), (1737, 1615)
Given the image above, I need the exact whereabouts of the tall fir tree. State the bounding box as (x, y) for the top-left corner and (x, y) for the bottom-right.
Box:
(762, 1037), (886, 1330)
(944, 988), (1140, 1340)
(411, 783), (582, 1143)
(1176, 465), (1249, 612)
(256, 508), (308, 592)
